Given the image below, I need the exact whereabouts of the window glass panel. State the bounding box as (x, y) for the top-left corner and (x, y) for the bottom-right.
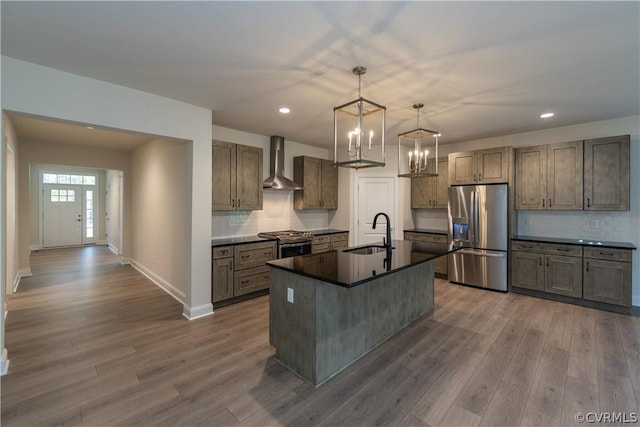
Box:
(43, 173), (58, 184)
(86, 227), (94, 238)
(86, 190), (94, 239)
(83, 176), (96, 185)
(70, 175), (83, 185)
(68, 190), (75, 202)
(86, 191), (93, 200)
(58, 174), (71, 184)
(50, 189), (59, 202)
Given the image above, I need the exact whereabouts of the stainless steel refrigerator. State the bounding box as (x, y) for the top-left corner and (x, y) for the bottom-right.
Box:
(448, 184), (508, 291)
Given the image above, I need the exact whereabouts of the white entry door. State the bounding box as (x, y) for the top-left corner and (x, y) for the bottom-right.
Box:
(357, 177), (396, 245)
(43, 184), (83, 247)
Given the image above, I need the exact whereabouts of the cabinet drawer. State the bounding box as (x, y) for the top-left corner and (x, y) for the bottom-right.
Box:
(313, 235), (331, 245)
(511, 241), (582, 256)
(312, 243), (331, 253)
(234, 242), (276, 270)
(405, 231), (447, 244)
(331, 241), (348, 251)
(330, 233), (348, 243)
(583, 247), (631, 262)
(234, 266), (270, 296)
(213, 246), (233, 259)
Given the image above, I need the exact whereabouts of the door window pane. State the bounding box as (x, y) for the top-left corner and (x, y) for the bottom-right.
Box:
(83, 176), (96, 185)
(70, 175), (83, 185)
(43, 173), (57, 184)
(86, 190), (94, 239)
(58, 174), (71, 184)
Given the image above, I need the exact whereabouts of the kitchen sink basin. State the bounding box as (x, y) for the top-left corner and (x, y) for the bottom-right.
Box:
(343, 245), (394, 255)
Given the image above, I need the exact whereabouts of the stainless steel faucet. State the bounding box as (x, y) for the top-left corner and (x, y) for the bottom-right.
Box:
(372, 212), (392, 249)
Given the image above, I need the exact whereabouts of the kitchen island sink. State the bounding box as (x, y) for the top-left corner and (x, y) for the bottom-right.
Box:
(267, 240), (457, 386)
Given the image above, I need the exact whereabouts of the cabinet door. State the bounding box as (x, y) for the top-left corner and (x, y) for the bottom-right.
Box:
(212, 257), (234, 302)
(544, 254), (582, 298)
(476, 147), (509, 183)
(411, 176), (432, 208)
(294, 157), (321, 209)
(320, 159), (338, 209)
(433, 157), (449, 209)
(547, 141), (583, 210)
(448, 151), (476, 185)
(212, 140), (237, 211)
(236, 144), (263, 210)
(234, 266), (270, 296)
(511, 251), (544, 291)
(583, 258), (631, 307)
(516, 145), (546, 209)
(584, 135), (630, 211)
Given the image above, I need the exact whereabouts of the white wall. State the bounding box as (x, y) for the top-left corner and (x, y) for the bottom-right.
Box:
(106, 170), (122, 254)
(211, 126), (331, 237)
(2, 56), (213, 320)
(130, 138), (190, 301)
(412, 115), (640, 306)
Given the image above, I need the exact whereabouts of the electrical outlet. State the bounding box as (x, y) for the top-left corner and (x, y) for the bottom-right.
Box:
(287, 287), (294, 303)
(590, 220), (600, 229)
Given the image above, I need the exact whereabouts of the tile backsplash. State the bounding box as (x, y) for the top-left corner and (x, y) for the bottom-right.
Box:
(517, 210), (633, 242)
(211, 191), (329, 237)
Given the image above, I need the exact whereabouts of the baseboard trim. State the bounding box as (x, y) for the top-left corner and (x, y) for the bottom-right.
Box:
(107, 244), (119, 255)
(119, 257), (131, 265)
(1, 348), (9, 376)
(128, 259), (186, 305)
(182, 303), (214, 321)
(29, 244), (42, 252)
(13, 268), (32, 293)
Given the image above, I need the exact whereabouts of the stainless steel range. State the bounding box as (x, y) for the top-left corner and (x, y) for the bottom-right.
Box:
(258, 230), (313, 258)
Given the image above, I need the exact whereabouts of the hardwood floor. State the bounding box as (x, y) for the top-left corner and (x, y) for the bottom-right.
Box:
(2, 246), (639, 426)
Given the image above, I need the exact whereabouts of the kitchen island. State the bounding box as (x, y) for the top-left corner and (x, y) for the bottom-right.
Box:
(267, 239), (456, 386)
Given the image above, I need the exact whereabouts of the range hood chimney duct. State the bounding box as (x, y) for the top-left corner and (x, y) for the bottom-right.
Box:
(263, 136), (303, 191)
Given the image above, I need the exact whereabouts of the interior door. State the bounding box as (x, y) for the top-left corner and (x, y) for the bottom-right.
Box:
(357, 177), (396, 245)
(43, 184), (82, 247)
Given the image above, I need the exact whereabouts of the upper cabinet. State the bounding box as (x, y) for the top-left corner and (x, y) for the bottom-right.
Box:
(293, 156), (338, 210)
(584, 135), (630, 211)
(212, 140), (263, 211)
(516, 141), (583, 210)
(411, 157), (449, 209)
(449, 147), (510, 185)
(516, 135), (629, 211)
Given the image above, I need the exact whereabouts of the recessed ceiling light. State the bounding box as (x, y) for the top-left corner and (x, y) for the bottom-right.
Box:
(278, 107), (291, 114)
(433, 133), (442, 137)
(86, 126), (94, 130)
(540, 112), (554, 118)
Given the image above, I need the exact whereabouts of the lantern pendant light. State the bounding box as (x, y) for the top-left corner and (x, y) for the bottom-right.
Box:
(398, 103), (440, 178)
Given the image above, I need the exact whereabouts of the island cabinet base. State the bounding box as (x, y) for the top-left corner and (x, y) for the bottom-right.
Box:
(269, 262), (434, 386)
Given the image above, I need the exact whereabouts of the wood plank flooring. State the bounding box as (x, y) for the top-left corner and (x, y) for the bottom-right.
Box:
(2, 246), (639, 426)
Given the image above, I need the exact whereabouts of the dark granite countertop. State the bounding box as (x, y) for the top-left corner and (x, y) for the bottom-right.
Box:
(211, 235), (276, 247)
(513, 235), (636, 250)
(404, 228), (448, 235)
(267, 239), (457, 288)
(308, 228), (349, 236)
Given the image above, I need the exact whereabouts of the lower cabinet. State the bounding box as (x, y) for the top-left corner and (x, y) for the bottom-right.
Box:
(404, 231), (448, 277)
(212, 241), (277, 304)
(512, 240), (633, 310)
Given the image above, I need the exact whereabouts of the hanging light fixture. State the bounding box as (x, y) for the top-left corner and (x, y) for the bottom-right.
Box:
(397, 103), (440, 178)
(334, 66), (386, 169)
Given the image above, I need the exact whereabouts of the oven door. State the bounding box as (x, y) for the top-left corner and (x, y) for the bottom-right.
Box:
(279, 242), (312, 258)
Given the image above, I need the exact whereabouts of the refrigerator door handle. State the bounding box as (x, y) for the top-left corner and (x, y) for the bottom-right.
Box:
(471, 190), (480, 244)
(457, 249), (506, 258)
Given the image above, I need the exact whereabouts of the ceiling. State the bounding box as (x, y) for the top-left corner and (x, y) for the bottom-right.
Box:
(2, 1), (639, 148)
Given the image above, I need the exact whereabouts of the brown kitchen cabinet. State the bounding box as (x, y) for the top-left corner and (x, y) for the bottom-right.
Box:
(403, 231), (448, 277)
(583, 247), (632, 307)
(312, 232), (348, 254)
(584, 135), (630, 211)
(516, 140), (583, 210)
(411, 157), (449, 209)
(511, 241), (583, 298)
(212, 240), (276, 305)
(449, 146), (511, 185)
(293, 156), (338, 209)
(212, 140), (263, 211)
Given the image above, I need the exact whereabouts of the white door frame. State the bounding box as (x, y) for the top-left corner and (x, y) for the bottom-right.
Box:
(355, 174), (398, 246)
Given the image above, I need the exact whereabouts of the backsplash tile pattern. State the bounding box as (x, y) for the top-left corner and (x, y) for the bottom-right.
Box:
(212, 191), (328, 238)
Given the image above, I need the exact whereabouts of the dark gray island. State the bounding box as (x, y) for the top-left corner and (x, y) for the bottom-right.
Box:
(266, 240), (456, 386)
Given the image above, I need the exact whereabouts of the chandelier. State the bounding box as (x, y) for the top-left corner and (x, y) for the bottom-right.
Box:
(333, 66), (386, 169)
(397, 103), (440, 178)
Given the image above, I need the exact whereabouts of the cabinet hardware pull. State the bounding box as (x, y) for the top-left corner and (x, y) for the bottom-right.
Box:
(241, 280), (249, 285)
(241, 255), (250, 259)
(586, 261), (589, 272)
(538, 256), (542, 266)
(549, 198), (551, 207)
(587, 198), (590, 208)
(521, 245), (533, 249)
(474, 173), (477, 182)
(599, 252), (615, 256)
(263, 275), (269, 280)
(546, 258), (549, 267)
(556, 248), (570, 252)
(232, 199), (235, 208)
(478, 173), (482, 181)
(542, 199), (545, 208)
(228, 263), (232, 271)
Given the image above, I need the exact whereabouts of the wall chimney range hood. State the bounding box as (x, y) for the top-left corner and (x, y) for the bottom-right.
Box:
(263, 135), (303, 191)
